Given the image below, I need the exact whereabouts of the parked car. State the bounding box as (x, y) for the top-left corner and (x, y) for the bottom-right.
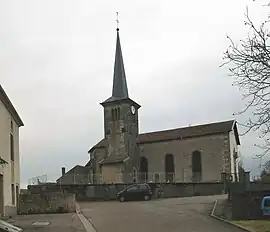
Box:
(116, 183), (152, 202)
(261, 196), (270, 217)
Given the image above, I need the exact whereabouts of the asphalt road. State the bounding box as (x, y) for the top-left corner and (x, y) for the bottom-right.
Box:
(79, 195), (244, 232)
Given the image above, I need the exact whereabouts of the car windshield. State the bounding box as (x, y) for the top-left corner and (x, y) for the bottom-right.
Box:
(264, 199), (270, 207)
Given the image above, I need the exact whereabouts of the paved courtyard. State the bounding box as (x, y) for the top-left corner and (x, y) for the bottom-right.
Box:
(79, 195), (244, 232)
(6, 213), (85, 232)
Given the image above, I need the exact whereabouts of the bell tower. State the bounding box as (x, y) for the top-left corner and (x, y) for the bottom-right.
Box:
(100, 27), (140, 161)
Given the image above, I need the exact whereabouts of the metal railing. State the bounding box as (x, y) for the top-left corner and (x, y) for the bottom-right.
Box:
(51, 172), (223, 185)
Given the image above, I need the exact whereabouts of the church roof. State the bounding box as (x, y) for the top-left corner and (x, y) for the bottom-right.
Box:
(0, 85), (24, 127)
(88, 119), (240, 154)
(101, 29), (129, 105)
(137, 120), (240, 145)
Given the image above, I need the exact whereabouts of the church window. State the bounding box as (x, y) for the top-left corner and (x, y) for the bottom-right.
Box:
(139, 157), (148, 182)
(117, 108), (120, 120)
(121, 127), (126, 133)
(114, 108), (117, 120)
(111, 108), (120, 120)
(106, 129), (111, 135)
(111, 108), (115, 121)
(165, 154), (175, 183)
(154, 173), (160, 183)
(132, 167), (137, 183)
(192, 150), (202, 182)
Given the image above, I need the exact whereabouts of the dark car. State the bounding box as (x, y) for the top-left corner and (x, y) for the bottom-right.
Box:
(117, 183), (152, 202)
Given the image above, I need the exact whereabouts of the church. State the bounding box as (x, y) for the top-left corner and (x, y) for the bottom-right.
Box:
(57, 28), (241, 185)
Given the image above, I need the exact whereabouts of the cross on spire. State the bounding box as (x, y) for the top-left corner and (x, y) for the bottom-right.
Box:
(116, 12), (119, 30)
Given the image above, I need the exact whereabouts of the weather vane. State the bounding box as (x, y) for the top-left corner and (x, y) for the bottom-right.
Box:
(116, 12), (119, 29)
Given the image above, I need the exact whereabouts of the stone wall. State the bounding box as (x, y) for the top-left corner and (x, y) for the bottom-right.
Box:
(28, 182), (225, 201)
(231, 190), (270, 220)
(229, 180), (270, 220)
(18, 192), (76, 214)
(138, 133), (231, 183)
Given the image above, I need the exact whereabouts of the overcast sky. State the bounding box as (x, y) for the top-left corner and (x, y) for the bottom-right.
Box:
(0, 0), (268, 187)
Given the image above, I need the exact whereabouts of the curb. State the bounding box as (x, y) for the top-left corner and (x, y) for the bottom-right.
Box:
(210, 200), (254, 232)
(76, 203), (96, 232)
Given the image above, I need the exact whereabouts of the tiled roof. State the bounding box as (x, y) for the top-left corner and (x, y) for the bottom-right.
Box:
(0, 85), (24, 127)
(137, 120), (238, 144)
(87, 120), (240, 166)
(88, 120), (239, 154)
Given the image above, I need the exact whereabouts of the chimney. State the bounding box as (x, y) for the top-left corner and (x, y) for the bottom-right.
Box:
(61, 167), (66, 176)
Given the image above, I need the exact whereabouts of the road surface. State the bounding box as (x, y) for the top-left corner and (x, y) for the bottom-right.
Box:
(79, 195), (243, 232)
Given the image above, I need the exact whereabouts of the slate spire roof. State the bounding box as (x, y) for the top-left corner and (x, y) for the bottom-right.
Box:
(102, 28), (129, 104)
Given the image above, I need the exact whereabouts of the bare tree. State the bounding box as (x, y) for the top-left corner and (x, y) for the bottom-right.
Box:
(222, 5), (270, 156)
(261, 160), (270, 182)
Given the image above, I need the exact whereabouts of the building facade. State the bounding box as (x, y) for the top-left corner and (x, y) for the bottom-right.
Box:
(0, 85), (24, 216)
(58, 28), (241, 185)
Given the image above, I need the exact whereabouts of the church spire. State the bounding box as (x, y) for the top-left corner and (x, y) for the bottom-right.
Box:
(101, 23), (129, 104)
(111, 28), (129, 99)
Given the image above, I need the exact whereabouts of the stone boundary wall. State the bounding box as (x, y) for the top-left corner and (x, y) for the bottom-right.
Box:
(19, 192), (76, 214)
(27, 182), (225, 201)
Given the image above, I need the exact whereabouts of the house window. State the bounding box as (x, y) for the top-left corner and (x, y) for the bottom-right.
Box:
(10, 133), (14, 161)
(10, 120), (13, 133)
(11, 184), (15, 205)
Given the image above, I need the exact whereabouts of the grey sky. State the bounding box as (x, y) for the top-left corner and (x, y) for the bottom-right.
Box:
(0, 0), (268, 187)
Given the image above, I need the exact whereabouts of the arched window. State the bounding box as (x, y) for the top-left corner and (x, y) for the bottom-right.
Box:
(139, 157), (148, 182)
(111, 108), (115, 121)
(111, 108), (120, 120)
(117, 108), (120, 120)
(192, 150), (202, 182)
(165, 154), (175, 182)
(154, 173), (160, 183)
(132, 167), (137, 183)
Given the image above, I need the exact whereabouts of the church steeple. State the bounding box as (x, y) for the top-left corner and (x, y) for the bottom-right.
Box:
(102, 28), (129, 104)
(112, 28), (129, 99)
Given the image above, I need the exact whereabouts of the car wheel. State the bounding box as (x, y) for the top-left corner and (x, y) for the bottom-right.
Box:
(120, 196), (125, 202)
(144, 195), (150, 201)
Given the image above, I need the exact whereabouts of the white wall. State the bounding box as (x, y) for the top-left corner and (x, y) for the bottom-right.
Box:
(0, 100), (20, 216)
(229, 128), (239, 182)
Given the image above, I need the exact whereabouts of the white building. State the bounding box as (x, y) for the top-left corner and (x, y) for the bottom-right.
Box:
(0, 85), (23, 216)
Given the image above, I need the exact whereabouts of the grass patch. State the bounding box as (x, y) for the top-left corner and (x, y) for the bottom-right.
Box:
(233, 220), (270, 232)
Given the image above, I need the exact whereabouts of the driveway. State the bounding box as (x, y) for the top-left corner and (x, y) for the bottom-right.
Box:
(79, 195), (243, 232)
